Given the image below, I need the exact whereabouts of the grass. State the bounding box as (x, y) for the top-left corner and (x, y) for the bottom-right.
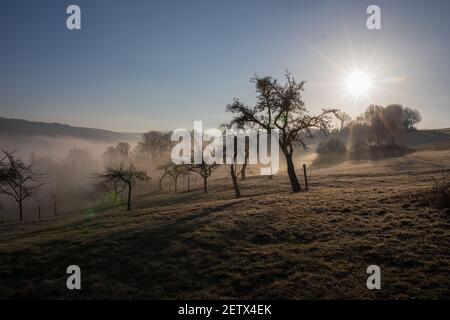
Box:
(0, 148), (449, 299)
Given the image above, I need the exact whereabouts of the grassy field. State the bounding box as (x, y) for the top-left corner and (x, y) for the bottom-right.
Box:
(0, 146), (449, 299)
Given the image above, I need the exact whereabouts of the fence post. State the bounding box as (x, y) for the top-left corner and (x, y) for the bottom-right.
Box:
(303, 164), (309, 191)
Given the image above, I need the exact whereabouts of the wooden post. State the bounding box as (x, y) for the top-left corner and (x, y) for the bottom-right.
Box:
(303, 164), (309, 191)
(187, 174), (190, 192)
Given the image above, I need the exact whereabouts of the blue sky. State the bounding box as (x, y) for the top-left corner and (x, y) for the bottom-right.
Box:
(1, 0), (449, 131)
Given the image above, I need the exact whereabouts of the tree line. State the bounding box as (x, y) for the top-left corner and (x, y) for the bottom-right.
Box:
(317, 104), (422, 154)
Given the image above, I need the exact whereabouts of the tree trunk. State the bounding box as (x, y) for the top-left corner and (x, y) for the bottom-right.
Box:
(174, 176), (178, 192)
(241, 137), (249, 180)
(19, 201), (23, 221)
(187, 174), (190, 192)
(203, 176), (208, 194)
(303, 164), (309, 191)
(230, 165), (241, 198)
(113, 183), (118, 203)
(127, 182), (132, 211)
(240, 163), (247, 181)
(284, 149), (302, 193)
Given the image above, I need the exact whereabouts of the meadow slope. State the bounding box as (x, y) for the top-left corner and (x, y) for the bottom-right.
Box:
(0, 148), (449, 299)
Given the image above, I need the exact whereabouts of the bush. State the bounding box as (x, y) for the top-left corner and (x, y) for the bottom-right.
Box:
(415, 170), (450, 210)
(430, 171), (450, 209)
(351, 140), (368, 152)
(316, 139), (346, 154)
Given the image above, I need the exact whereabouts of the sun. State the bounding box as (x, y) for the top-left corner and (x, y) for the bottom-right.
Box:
(345, 71), (372, 97)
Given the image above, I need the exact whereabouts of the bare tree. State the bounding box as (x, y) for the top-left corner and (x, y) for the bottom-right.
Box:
(136, 131), (172, 159)
(221, 124), (243, 198)
(336, 111), (352, 130)
(364, 105), (384, 146)
(361, 104), (422, 146)
(0, 150), (44, 221)
(384, 104), (404, 145)
(0, 153), (8, 183)
(227, 137), (242, 198)
(135, 131), (173, 189)
(95, 176), (125, 205)
(158, 161), (188, 192)
(96, 162), (149, 211)
(103, 142), (131, 165)
(0, 153), (8, 219)
(186, 161), (217, 194)
(226, 72), (339, 193)
(401, 107), (422, 130)
(239, 136), (250, 181)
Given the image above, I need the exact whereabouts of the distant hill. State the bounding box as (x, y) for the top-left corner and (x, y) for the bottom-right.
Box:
(399, 128), (450, 150)
(0, 117), (141, 143)
(0, 117), (143, 158)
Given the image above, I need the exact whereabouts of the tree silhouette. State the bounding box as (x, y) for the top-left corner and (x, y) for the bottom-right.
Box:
(0, 153), (8, 182)
(336, 111), (352, 130)
(96, 162), (149, 211)
(186, 161), (216, 194)
(401, 107), (422, 131)
(221, 123), (242, 198)
(136, 131), (172, 159)
(135, 131), (173, 190)
(159, 161), (188, 192)
(103, 142), (131, 165)
(239, 136), (250, 181)
(226, 72), (339, 193)
(362, 104), (422, 146)
(384, 104), (404, 145)
(0, 150), (44, 221)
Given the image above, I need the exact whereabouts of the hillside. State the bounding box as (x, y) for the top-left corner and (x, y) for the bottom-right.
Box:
(0, 147), (449, 299)
(0, 117), (141, 143)
(0, 116), (143, 159)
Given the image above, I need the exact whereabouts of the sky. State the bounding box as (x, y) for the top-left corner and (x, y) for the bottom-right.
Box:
(0, 0), (449, 132)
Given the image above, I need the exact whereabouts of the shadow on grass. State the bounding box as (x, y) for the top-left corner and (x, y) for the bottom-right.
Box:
(0, 199), (245, 299)
(312, 145), (415, 167)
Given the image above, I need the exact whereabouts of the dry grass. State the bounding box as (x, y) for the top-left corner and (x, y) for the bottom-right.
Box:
(417, 170), (450, 209)
(0, 148), (449, 299)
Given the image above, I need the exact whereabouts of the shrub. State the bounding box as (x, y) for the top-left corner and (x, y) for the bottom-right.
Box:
(430, 171), (450, 209)
(415, 170), (450, 210)
(316, 139), (346, 154)
(351, 140), (368, 152)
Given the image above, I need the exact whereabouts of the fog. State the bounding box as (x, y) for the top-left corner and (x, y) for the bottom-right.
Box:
(0, 135), (140, 222)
